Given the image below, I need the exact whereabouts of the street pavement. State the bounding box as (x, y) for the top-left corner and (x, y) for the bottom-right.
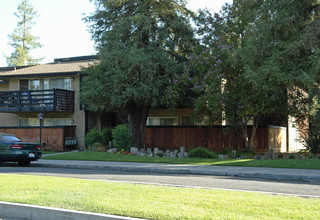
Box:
(35, 157), (320, 182)
(1, 154), (320, 220)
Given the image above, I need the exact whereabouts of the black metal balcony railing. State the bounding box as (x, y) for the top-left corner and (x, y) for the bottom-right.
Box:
(0, 89), (75, 112)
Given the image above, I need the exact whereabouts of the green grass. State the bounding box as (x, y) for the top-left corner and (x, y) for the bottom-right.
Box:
(41, 150), (56, 155)
(0, 174), (319, 219)
(43, 151), (320, 170)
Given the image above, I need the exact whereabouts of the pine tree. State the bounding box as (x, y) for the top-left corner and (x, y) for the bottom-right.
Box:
(7, 0), (43, 66)
(81, 0), (196, 149)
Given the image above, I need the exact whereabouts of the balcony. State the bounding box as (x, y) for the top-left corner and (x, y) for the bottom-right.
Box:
(0, 89), (75, 112)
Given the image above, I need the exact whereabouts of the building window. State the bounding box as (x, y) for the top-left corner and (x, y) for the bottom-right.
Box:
(19, 118), (72, 127)
(182, 116), (194, 126)
(19, 79), (40, 90)
(44, 78), (71, 90)
(19, 78), (72, 91)
(19, 80), (28, 90)
(29, 80), (40, 90)
(147, 117), (178, 126)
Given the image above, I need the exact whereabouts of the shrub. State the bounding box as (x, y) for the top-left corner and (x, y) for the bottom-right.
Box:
(92, 142), (106, 152)
(188, 147), (218, 159)
(303, 102), (320, 154)
(305, 123), (320, 154)
(112, 124), (132, 151)
(101, 127), (113, 145)
(277, 153), (284, 159)
(85, 128), (102, 150)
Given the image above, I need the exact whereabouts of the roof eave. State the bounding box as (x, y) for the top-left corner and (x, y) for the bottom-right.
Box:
(0, 71), (80, 79)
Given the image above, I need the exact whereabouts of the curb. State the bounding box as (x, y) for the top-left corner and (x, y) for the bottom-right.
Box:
(35, 162), (320, 182)
(0, 201), (145, 220)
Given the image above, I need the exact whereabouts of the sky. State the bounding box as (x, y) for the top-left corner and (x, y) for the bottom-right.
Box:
(0, 0), (232, 67)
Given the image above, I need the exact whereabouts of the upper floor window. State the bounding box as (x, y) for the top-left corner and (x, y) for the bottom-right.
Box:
(19, 118), (72, 127)
(20, 79), (40, 90)
(19, 78), (71, 91)
(147, 117), (178, 126)
(44, 78), (71, 90)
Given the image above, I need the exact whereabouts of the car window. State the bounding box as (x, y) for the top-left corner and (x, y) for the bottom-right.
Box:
(2, 135), (21, 142)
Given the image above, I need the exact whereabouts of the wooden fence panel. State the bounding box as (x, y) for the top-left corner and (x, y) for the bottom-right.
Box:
(268, 126), (287, 153)
(145, 126), (286, 153)
(0, 126), (76, 152)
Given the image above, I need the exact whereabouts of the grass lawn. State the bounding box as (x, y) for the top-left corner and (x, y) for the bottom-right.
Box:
(0, 174), (319, 220)
(41, 150), (56, 155)
(43, 151), (320, 170)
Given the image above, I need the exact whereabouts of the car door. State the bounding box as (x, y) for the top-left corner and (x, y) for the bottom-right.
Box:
(0, 140), (11, 160)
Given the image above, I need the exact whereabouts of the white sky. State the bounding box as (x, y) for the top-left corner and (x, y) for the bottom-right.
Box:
(0, 0), (231, 67)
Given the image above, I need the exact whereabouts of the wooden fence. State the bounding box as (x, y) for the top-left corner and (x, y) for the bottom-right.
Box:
(145, 125), (287, 153)
(0, 126), (76, 152)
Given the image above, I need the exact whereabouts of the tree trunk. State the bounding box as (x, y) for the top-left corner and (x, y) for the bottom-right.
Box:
(249, 116), (259, 151)
(127, 103), (149, 150)
(243, 125), (249, 149)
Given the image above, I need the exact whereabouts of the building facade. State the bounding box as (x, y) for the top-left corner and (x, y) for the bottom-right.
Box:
(0, 55), (306, 152)
(0, 56), (107, 149)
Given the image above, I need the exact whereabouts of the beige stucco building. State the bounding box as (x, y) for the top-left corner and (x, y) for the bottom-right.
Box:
(0, 56), (109, 149)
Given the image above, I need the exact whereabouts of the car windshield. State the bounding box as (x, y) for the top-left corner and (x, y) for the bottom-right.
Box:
(2, 135), (21, 142)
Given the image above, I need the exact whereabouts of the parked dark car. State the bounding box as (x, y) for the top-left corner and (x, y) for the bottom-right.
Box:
(0, 133), (42, 166)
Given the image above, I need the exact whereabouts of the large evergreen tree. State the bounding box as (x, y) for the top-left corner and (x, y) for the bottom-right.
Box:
(242, 0), (320, 126)
(7, 0), (43, 66)
(166, 1), (268, 149)
(81, 0), (196, 149)
(166, 0), (320, 150)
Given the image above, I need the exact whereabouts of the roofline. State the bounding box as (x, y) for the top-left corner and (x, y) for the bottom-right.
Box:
(54, 55), (98, 63)
(0, 71), (80, 79)
(0, 66), (32, 72)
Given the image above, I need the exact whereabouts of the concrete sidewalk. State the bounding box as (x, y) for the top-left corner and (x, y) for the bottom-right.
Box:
(34, 159), (320, 182)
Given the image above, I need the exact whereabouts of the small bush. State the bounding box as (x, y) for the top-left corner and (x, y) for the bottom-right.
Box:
(288, 153), (297, 159)
(92, 142), (106, 152)
(277, 153), (284, 159)
(101, 127), (113, 145)
(85, 128), (102, 150)
(305, 124), (320, 154)
(241, 152), (254, 159)
(188, 147), (218, 159)
(112, 124), (132, 151)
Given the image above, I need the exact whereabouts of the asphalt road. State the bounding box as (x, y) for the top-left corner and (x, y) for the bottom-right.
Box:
(1, 164), (320, 198)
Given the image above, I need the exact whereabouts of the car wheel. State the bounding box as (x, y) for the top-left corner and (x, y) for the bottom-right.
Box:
(18, 161), (31, 167)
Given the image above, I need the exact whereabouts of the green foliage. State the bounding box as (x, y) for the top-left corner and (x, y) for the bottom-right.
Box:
(100, 127), (113, 145)
(241, 0), (320, 123)
(81, 0), (196, 109)
(81, 0), (196, 149)
(6, 0), (43, 66)
(85, 128), (102, 149)
(112, 124), (132, 151)
(305, 110), (320, 154)
(302, 90), (320, 154)
(92, 142), (106, 152)
(167, 0), (320, 149)
(166, 3), (270, 148)
(305, 125), (320, 154)
(188, 147), (218, 159)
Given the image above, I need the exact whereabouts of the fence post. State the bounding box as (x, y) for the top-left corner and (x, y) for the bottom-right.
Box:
(154, 147), (159, 156)
(232, 150), (236, 159)
(268, 148), (274, 160)
(180, 146), (185, 158)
